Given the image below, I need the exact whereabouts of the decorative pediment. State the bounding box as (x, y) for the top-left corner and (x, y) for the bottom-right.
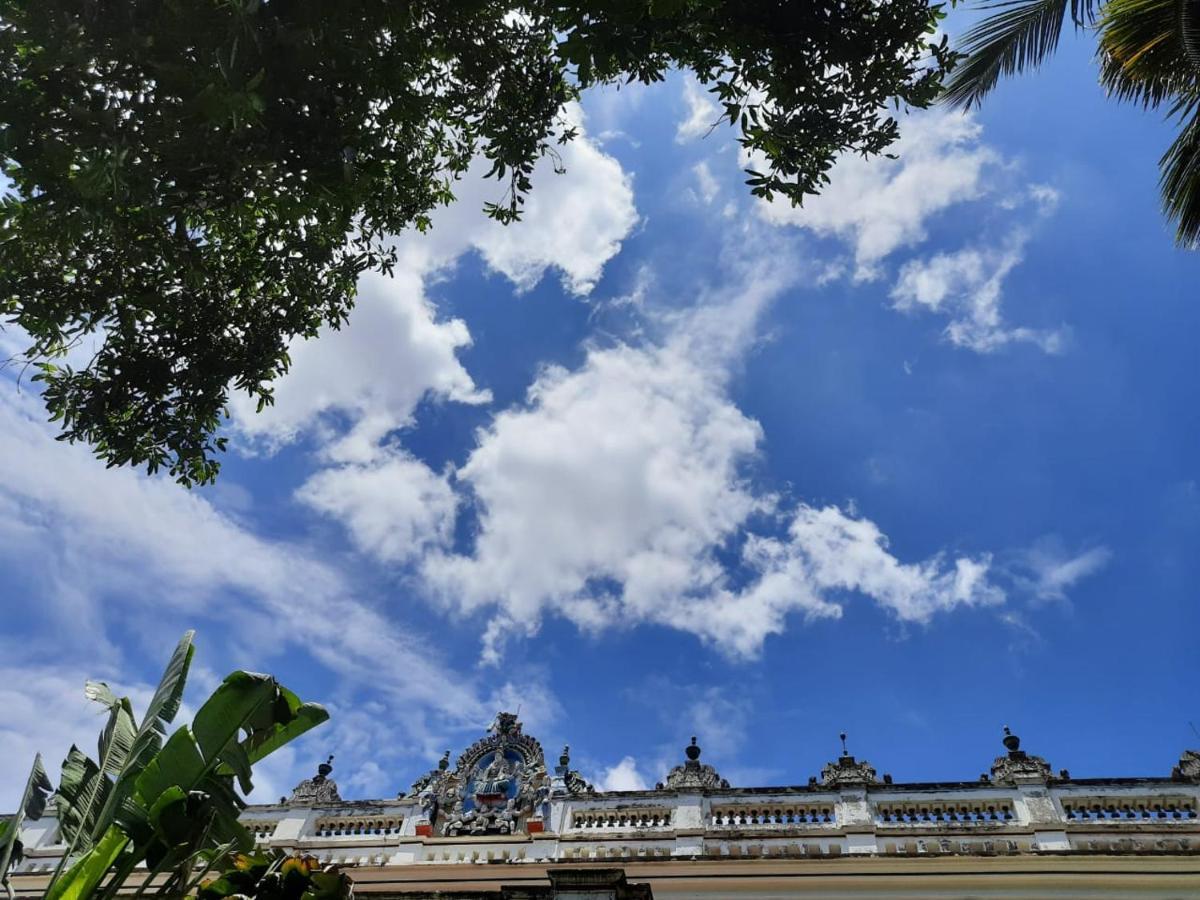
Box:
(990, 727), (1052, 785)
(819, 733), (879, 789)
(661, 737), (728, 791)
(288, 756), (342, 805)
(415, 711), (550, 837)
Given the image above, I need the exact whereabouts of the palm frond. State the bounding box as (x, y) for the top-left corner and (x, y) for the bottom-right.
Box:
(1098, 0), (1194, 107)
(1180, 0), (1200, 71)
(942, 0), (1102, 109)
(1160, 96), (1200, 245)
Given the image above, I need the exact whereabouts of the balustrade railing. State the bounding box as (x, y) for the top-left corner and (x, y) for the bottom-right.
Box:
(571, 808), (673, 829)
(1062, 796), (1197, 822)
(312, 815), (403, 838)
(710, 803), (835, 827)
(247, 820), (279, 843)
(875, 801), (1014, 824)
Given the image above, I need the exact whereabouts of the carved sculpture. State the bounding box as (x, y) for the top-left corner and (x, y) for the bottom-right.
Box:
(663, 737), (729, 791)
(288, 756), (342, 805)
(990, 726), (1053, 785)
(1172, 749), (1200, 782)
(821, 733), (880, 788)
(416, 711), (549, 836)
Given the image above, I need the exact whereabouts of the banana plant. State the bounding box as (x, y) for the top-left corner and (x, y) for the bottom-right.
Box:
(46, 631), (197, 886)
(9, 633), (330, 900)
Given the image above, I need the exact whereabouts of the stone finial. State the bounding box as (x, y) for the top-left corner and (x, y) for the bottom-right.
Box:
(663, 734), (728, 791)
(288, 755), (342, 805)
(990, 725), (1052, 785)
(438, 750), (450, 771)
(559, 745), (571, 768)
(1002, 726), (1021, 753)
(820, 735), (878, 789)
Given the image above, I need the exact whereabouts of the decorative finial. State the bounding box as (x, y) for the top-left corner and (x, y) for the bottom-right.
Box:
(685, 736), (701, 761)
(839, 732), (849, 756)
(560, 745), (571, 767)
(318, 754), (334, 778)
(1002, 725), (1021, 753)
(438, 749), (450, 771)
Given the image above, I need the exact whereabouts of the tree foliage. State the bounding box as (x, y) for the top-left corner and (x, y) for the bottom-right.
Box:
(0, 0), (956, 484)
(943, 0), (1200, 246)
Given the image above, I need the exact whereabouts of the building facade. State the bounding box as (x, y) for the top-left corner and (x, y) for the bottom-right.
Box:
(11, 713), (1200, 897)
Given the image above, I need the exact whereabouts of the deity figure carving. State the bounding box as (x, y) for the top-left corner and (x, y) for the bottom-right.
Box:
(416, 711), (548, 836)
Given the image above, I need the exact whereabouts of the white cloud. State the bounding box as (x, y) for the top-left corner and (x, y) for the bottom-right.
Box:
(239, 109), (638, 558)
(0, 385), (554, 808)
(692, 161), (720, 205)
(755, 110), (997, 280)
(595, 756), (650, 792)
(231, 105), (635, 461)
(297, 450), (458, 564)
(891, 231), (1066, 354)
(1018, 541), (1112, 603)
(676, 79), (721, 143)
(231, 269), (490, 463)
(415, 249), (1005, 661)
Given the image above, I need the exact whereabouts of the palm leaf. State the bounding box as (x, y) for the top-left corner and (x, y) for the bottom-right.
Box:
(1098, 0), (1198, 107)
(943, 0), (1102, 109)
(1182, 0), (1200, 71)
(1160, 97), (1200, 245)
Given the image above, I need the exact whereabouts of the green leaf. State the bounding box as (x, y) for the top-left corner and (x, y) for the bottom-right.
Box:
(243, 688), (329, 765)
(43, 825), (129, 900)
(942, 0), (1101, 108)
(192, 671), (278, 765)
(0, 754), (54, 886)
(24, 754), (54, 820)
(133, 726), (207, 810)
(55, 746), (110, 854)
(91, 631), (194, 844)
(97, 697), (138, 777)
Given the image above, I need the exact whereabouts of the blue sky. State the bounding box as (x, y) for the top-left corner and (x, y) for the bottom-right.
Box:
(2, 22), (1199, 809)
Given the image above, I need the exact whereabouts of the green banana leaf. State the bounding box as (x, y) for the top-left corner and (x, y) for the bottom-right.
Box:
(43, 825), (128, 900)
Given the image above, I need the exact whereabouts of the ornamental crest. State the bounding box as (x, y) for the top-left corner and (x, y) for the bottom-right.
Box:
(289, 756), (342, 805)
(415, 712), (549, 836)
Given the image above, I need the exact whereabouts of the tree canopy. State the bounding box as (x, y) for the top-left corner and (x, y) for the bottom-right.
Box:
(0, 0), (955, 485)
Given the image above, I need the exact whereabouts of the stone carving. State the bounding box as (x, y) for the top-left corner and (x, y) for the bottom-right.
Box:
(663, 737), (729, 791)
(990, 726), (1052, 785)
(555, 745), (595, 795)
(424, 711), (550, 836)
(821, 733), (880, 789)
(288, 756), (342, 805)
(1172, 749), (1200, 782)
(407, 750), (450, 797)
